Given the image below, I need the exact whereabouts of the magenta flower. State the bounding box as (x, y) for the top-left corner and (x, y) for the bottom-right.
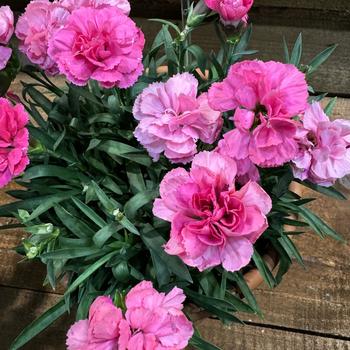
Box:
(67, 296), (123, 350)
(208, 60), (308, 167)
(119, 281), (193, 350)
(59, 0), (131, 15)
(153, 151), (272, 272)
(133, 73), (223, 164)
(292, 102), (350, 186)
(0, 46), (12, 70)
(48, 6), (144, 88)
(0, 6), (14, 45)
(15, 0), (70, 75)
(0, 98), (29, 188)
(204, 0), (253, 26)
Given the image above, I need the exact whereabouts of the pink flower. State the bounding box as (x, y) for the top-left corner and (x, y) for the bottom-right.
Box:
(15, 0), (70, 75)
(0, 46), (11, 70)
(0, 6), (14, 45)
(119, 281), (193, 350)
(204, 0), (253, 26)
(292, 102), (350, 186)
(133, 73), (223, 163)
(66, 296), (123, 350)
(0, 98), (29, 188)
(208, 60), (308, 167)
(48, 6), (144, 88)
(59, 0), (131, 15)
(217, 128), (260, 185)
(153, 151), (272, 272)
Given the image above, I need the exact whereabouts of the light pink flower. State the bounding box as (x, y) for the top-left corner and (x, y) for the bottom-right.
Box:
(0, 98), (29, 188)
(66, 296), (123, 350)
(133, 73), (223, 163)
(204, 0), (253, 26)
(153, 151), (272, 272)
(59, 0), (131, 15)
(48, 6), (144, 88)
(0, 46), (11, 70)
(0, 6), (14, 45)
(208, 60), (308, 167)
(15, 0), (70, 75)
(119, 281), (193, 350)
(292, 102), (350, 186)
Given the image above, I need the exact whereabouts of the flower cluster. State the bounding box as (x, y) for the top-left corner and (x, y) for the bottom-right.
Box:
(0, 98), (29, 188)
(66, 281), (193, 350)
(0, 6), (14, 70)
(16, 0), (143, 88)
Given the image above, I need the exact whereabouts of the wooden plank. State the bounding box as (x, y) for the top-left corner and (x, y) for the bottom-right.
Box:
(135, 18), (350, 96)
(1, 286), (349, 350)
(0, 286), (72, 350)
(196, 319), (350, 350)
(254, 0), (350, 11)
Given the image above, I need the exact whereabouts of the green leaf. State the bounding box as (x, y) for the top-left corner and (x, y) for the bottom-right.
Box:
(295, 179), (346, 200)
(24, 190), (80, 222)
(93, 222), (121, 247)
(91, 181), (121, 213)
(40, 247), (101, 259)
(72, 197), (107, 229)
(65, 251), (118, 295)
(97, 140), (152, 166)
(187, 45), (207, 73)
(185, 289), (243, 324)
(324, 97), (337, 117)
(141, 225), (192, 285)
(126, 163), (146, 194)
(23, 165), (88, 183)
(227, 272), (261, 315)
(290, 33), (302, 67)
(252, 249), (277, 288)
(124, 189), (159, 220)
(282, 37), (290, 63)
(149, 18), (181, 35)
(23, 83), (52, 114)
(278, 235), (305, 267)
(10, 300), (67, 350)
(308, 44), (337, 74)
(54, 204), (95, 238)
(224, 291), (254, 314)
(189, 333), (222, 350)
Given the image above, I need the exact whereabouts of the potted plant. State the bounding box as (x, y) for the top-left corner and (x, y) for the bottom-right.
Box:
(0, 1), (349, 349)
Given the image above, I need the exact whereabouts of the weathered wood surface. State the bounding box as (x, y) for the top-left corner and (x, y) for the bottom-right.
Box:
(134, 18), (350, 96)
(1, 98), (350, 348)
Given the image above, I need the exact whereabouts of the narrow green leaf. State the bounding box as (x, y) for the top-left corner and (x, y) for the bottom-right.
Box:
(296, 180), (347, 200)
(290, 33), (302, 67)
(189, 333), (222, 350)
(308, 44), (337, 74)
(227, 272), (261, 315)
(282, 36), (290, 63)
(126, 163), (146, 194)
(65, 251), (118, 295)
(97, 140), (152, 166)
(252, 249), (277, 288)
(93, 222), (121, 247)
(10, 300), (67, 350)
(141, 225), (192, 285)
(278, 235), (305, 267)
(324, 97), (337, 117)
(40, 247), (101, 260)
(72, 197), (107, 229)
(149, 18), (181, 35)
(54, 204), (95, 238)
(124, 189), (159, 220)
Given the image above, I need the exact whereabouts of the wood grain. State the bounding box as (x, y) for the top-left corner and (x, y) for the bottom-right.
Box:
(196, 319), (350, 350)
(134, 18), (350, 96)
